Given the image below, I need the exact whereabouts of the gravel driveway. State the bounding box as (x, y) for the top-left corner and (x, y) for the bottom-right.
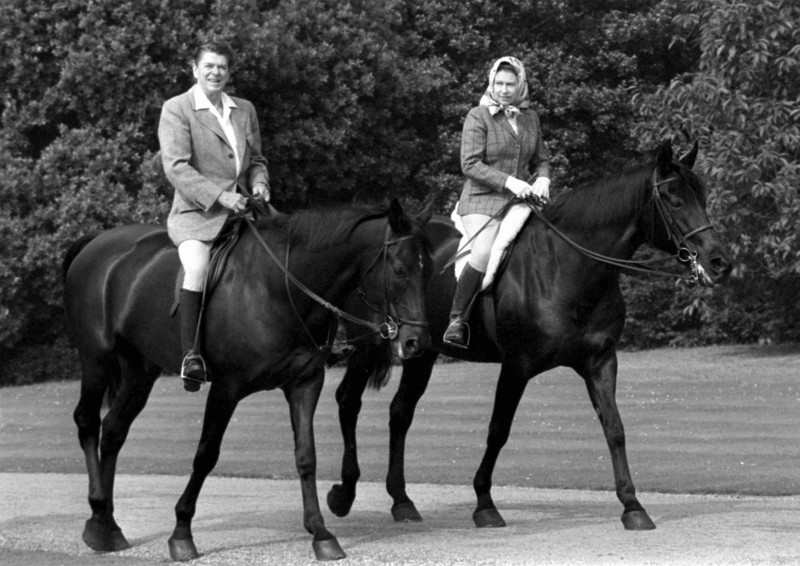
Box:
(1, 473), (799, 565)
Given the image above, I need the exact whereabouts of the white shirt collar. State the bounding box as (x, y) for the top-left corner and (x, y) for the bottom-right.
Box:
(192, 84), (237, 112)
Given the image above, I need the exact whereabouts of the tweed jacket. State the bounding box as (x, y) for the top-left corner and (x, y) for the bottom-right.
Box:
(457, 105), (549, 216)
(159, 87), (269, 245)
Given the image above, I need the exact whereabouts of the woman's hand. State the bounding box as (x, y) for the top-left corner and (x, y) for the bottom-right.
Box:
(217, 191), (248, 213)
(532, 177), (550, 199)
(505, 176), (533, 196)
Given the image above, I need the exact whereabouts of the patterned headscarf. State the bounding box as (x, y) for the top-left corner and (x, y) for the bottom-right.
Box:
(478, 56), (530, 119)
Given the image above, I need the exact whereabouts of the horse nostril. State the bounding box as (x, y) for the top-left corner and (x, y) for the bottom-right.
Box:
(405, 338), (418, 352)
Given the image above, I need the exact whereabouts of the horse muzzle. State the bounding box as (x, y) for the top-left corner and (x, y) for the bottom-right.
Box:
(392, 325), (431, 359)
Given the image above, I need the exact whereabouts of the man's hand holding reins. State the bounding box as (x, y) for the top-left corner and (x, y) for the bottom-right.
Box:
(252, 182), (270, 202)
(218, 191), (248, 213)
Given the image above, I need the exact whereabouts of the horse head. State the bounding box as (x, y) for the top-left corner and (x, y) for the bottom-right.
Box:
(646, 140), (732, 287)
(356, 198), (432, 359)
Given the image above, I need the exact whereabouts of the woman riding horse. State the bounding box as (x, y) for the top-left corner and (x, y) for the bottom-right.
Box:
(445, 56), (551, 348)
(327, 141), (733, 530)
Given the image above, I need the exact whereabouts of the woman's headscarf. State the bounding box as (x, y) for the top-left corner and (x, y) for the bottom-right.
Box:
(478, 56), (530, 119)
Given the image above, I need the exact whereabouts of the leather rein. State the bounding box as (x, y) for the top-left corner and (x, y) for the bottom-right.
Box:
(239, 204), (427, 350)
(448, 167), (715, 283)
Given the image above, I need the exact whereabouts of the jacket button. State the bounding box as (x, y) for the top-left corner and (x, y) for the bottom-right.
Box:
(228, 153), (234, 158)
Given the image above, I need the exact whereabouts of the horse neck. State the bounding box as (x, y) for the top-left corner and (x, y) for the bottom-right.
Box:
(543, 168), (652, 261)
(253, 219), (384, 305)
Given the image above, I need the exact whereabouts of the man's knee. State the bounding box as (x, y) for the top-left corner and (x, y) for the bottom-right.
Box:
(181, 270), (207, 292)
(179, 241), (210, 291)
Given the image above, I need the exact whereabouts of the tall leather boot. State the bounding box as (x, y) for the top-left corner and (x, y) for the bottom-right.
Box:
(179, 289), (206, 392)
(442, 264), (484, 349)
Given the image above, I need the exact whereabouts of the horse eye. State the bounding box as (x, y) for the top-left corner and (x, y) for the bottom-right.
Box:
(664, 186), (684, 208)
(393, 266), (407, 279)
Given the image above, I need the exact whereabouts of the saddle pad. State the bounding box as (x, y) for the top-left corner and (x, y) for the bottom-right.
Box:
(452, 203), (532, 290)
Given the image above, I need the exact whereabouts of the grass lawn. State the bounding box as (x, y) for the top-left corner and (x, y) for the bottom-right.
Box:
(0, 343), (798, 496)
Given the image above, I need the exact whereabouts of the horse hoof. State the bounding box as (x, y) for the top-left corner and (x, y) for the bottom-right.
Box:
(622, 509), (656, 530)
(391, 501), (423, 522)
(327, 484), (355, 517)
(473, 507), (506, 528)
(312, 538), (346, 561)
(82, 518), (131, 552)
(168, 536), (200, 562)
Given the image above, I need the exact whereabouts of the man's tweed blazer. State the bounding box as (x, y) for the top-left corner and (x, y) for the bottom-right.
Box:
(159, 88), (269, 245)
(457, 105), (549, 216)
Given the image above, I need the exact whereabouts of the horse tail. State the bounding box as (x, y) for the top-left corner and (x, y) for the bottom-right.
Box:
(62, 232), (100, 282)
(365, 342), (393, 390)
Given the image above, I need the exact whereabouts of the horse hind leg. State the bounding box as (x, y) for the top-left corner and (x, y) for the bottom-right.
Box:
(579, 350), (656, 530)
(74, 354), (130, 551)
(76, 351), (159, 551)
(472, 363), (528, 529)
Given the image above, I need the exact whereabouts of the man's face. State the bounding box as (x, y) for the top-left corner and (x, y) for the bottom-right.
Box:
(193, 51), (230, 99)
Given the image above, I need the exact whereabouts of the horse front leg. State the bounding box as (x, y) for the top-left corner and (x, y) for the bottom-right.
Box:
(580, 347), (656, 530)
(327, 351), (372, 518)
(285, 373), (346, 561)
(386, 349), (437, 522)
(168, 382), (240, 562)
(472, 361), (528, 528)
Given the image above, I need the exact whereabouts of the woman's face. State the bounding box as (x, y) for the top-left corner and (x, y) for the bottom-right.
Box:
(492, 69), (519, 106)
(193, 51), (230, 99)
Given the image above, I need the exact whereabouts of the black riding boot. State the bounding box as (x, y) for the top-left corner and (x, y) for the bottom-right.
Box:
(442, 264), (484, 349)
(179, 289), (206, 392)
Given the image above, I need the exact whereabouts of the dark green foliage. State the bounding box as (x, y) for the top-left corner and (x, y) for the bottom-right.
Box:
(632, 0), (800, 344)
(0, 0), (796, 384)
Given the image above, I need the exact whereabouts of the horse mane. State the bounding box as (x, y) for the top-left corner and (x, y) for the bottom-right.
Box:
(257, 203), (392, 252)
(544, 157), (707, 232)
(544, 164), (652, 231)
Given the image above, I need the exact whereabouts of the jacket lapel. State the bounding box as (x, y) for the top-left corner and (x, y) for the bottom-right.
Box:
(495, 113), (519, 139)
(231, 106), (248, 161)
(195, 110), (229, 148)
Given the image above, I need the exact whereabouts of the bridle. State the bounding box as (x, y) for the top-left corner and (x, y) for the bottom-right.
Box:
(353, 226), (429, 342)
(648, 169), (715, 281)
(239, 209), (427, 350)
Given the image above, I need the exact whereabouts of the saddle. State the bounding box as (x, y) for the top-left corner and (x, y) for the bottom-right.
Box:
(169, 217), (245, 318)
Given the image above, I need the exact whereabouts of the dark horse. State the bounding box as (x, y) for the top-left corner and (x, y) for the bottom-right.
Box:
(327, 142), (732, 530)
(63, 199), (431, 561)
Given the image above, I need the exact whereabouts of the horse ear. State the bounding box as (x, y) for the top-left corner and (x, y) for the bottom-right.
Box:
(656, 140), (674, 176)
(415, 197), (434, 226)
(388, 198), (412, 233)
(679, 141), (699, 169)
